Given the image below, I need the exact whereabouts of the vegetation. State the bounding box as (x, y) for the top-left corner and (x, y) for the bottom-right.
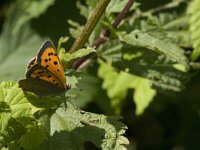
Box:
(0, 0), (200, 149)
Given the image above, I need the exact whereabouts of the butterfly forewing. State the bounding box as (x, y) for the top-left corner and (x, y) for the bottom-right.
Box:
(36, 41), (66, 88)
(26, 64), (64, 88)
(26, 57), (36, 70)
(18, 40), (68, 96)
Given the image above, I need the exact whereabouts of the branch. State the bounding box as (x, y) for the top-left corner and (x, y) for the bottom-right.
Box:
(69, 0), (111, 53)
(72, 0), (135, 70)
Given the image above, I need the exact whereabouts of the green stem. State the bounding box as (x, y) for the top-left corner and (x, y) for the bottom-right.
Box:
(69, 0), (111, 53)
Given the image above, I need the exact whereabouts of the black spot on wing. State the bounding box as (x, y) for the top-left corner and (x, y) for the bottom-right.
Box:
(48, 52), (54, 56)
(53, 61), (58, 65)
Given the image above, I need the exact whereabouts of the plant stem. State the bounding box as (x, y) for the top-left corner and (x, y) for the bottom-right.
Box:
(92, 0), (134, 47)
(69, 0), (111, 53)
(72, 0), (135, 69)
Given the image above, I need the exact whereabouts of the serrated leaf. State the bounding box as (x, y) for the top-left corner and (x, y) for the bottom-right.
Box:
(68, 73), (100, 107)
(48, 102), (128, 150)
(130, 77), (156, 115)
(0, 81), (38, 148)
(19, 120), (46, 150)
(76, 1), (89, 18)
(86, 0), (99, 8)
(118, 29), (190, 70)
(63, 47), (96, 62)
(0, 82), (36, 118)
(107, 0), (128, 14)
(114, 59), (189, 94)
(98, 60), (156, 115)
(99, 40), (123, 62)
(68, 20), (83, 39)
(155, 13), (191, 47)
(188, 0), (200, 61)
(0, 81), (128, 149)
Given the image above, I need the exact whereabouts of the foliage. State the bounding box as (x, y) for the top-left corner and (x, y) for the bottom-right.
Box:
(0, 0), (200, 149)
(188, 0), (200, 61)
(0, 82), (128, 149)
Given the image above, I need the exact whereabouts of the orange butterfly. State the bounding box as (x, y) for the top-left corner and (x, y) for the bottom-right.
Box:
(19, 40), (69, 96)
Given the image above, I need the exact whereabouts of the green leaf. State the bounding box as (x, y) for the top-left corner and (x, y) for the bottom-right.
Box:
(76, 1), (89, 18)
(48, 103), (128, 150)
(68, 20), (83, 39)
(0, 1), (50, 81)
(188, 0), (200, 61)
(152, 13), (191, 48)
(63, 47), (96, 62)
(111, 43), (190, 94)
(0, 81), (128, 149)
(114, 60), (189, 94)
(86, 0), (99, 8)
(107, 0), (128, 14)
(68, 72), (113, 114)
(19, 118), (46, 150)
(0, 82), (36, 118)
(98, 60), (156, 115)
(118, 29), (190, 70)
(98, 39), (123, 62)
(130, 76), (156, 115)
(13, 0), (55, 33)
(68, 73), (100, 107)
(0, 81), (37, 148)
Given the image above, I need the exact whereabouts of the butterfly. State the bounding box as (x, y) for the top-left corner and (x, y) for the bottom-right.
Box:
(18, 40), (69, 96)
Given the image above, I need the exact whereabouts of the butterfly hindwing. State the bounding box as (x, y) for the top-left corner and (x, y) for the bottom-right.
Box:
(19, 78), (65, 96)
(36, 41), (66, 89)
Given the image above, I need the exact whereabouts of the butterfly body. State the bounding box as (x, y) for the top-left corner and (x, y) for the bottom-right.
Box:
(19, 40), (68, 96)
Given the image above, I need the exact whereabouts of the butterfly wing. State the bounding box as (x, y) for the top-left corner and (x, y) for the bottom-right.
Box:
(26, 64), (65, 88)
(19, 64), (66, 96)
(19, 78), (65, 96)
(36, 40), (66, 89)
(26, 57), (36, 70)
(19, 40), (68, 96)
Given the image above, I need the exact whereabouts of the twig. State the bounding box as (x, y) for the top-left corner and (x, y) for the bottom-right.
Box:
(69, 0), (111, 53)
(72, 0), (135, 70)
